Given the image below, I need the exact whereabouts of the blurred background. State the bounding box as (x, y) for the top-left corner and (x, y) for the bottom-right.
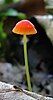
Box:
(0, 0), (53, 97)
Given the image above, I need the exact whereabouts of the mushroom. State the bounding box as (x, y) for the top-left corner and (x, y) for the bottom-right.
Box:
(12, 20), (37, 91)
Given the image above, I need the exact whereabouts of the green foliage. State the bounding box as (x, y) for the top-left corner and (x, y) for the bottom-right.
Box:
(0, 22), (7, 41)
(13, 0), (20, 3)
(5, 9), (27, 19)
(0, 8), (26, 42)
(0, 0), (20, 5)
(0, 1), (27, 60)
(17, 12), (27, 19)
(5, 0), (13, 4)
(0, 22), (7, 59)
(0, 8), (27, 19)
(5, 9), (18, 16)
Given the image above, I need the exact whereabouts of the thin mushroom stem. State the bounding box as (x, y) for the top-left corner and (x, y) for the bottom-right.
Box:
(23, 35), (32, 92)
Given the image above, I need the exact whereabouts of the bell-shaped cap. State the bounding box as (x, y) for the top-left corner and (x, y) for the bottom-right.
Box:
(12, 20), (37, 35)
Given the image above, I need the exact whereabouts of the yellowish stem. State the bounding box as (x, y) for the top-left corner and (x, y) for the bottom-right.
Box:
(23, 35), (32, 91)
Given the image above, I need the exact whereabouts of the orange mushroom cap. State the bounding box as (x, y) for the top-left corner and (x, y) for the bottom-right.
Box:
(12, 20), (37, 35)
